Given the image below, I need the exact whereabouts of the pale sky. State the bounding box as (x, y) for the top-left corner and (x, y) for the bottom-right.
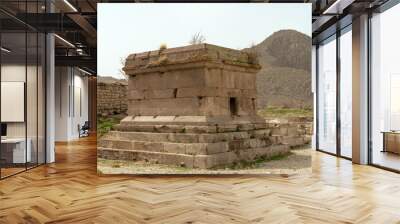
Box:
(98, 3), (311, 78)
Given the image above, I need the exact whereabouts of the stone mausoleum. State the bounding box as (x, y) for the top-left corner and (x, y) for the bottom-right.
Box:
(98, 43), (291, 169)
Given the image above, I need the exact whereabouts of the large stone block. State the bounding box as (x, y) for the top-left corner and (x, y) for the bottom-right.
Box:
(237, 123), (255, 131)
(98, 148), (138, 161)
(128, 98), (201, 116)
(254, 123), (267, 129)
(164, 142), (186, 154)
(206, 142), (229, 154)
(168, 133), (199, 143)
(303, 135), (312, 144)
(185, 143), (208, 155)
(237, 145), (290, 161)
(249, 129), (271, 138)
(133, 141), (164, 152)
(281, 136), (305, 146)
(241, 89), (257, 99)
(116, 124), (155, 132)
(176, 87), (222, 98)
(157, 153), (195, 168)
(133, 69), (206, 90)
(271, 127), (288, 136)
(235, 72), (255, 90)
(198, 133), (222, 143)
(199, 97), (230, 116)
(155, 125), (185, 133)
(144, 89), (175, 99)
(217, 124), (238, 132)
(193, 151), (237, 169)
(221, 70), (236, 89)
(129, 90), (145, 100)
(118, 132), (170, 142)
(204, 68), (224, 87)
(98, 139), (133, 150)
(238, 98), (256, 116)
(287, 126), (299, 136)
(184, 125), (217, 133)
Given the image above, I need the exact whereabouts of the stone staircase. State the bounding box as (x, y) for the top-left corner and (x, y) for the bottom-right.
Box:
(97, 122), (310, 169)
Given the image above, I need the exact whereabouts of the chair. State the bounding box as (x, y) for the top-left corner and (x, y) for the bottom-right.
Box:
(79, 121), (90, 138)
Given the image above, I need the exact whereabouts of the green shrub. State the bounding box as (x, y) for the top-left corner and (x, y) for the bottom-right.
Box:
(258, 106), (312, 118)
(97, 117), (121, 137)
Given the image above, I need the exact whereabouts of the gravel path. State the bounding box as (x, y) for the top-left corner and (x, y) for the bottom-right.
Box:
(98, 148), (311, 175)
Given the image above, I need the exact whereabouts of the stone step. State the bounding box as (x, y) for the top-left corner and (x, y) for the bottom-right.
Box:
(228, 138), (272, 151)
(98, 137), (273, 155)
(281, 136), (310, 147)
(98, 139), (230, 155)
(98, 147), (197, 168)
(98, 144), (290, 169)
(102, 130), (257, 143)
(114, 123), (268, 133)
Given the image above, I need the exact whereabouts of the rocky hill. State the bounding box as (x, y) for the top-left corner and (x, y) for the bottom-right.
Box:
(97, 76), (127, 85)
(245, 29), (312, 109)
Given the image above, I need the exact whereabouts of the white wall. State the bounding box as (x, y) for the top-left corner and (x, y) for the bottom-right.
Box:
(55, 67), (89, 141)
(1, 63), (46, 164)
(1, 65), (26, 138)
(55, 66), (70, 141)
(1, 65), (38, 138)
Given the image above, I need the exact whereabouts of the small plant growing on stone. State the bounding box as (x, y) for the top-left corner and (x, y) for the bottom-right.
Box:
(159, 43), (167, 51)
(152, 43), (169, 66)
(111, 162), (121, 168)
(246, 42), (260, 65)
(118, 56), (129, 79)
(189, 32), (206, 45)
(157, 54), (168, 65)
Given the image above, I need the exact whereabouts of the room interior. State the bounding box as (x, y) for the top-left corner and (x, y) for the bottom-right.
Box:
(0, 0), (398, 176)
(0, 0), (96, 179)
(369, 5), (400, 170)
(312, 0), (400, 172)
(0, 0), (400, 222)
(0, 30), (46, 178)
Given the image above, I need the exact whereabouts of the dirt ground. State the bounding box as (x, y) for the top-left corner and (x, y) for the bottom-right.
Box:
(97, 147), (311, 175)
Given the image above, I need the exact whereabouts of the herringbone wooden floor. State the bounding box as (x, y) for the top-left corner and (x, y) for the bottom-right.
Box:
(1, 135), (400, 224)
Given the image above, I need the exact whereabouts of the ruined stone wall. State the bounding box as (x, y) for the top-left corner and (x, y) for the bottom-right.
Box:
(265, 117), (313, 148)
(97, 82), (128, 116)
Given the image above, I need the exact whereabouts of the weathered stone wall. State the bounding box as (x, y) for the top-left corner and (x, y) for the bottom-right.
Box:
(124, 44), (260, 117)
(265, 117), (313, 148)
(127, 68), (258, 117)
(97, 82), (128, 116)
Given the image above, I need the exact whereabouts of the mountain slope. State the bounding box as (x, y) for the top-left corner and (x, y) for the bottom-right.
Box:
(245, 30), (312, 109)
(98, 76), (127, 85)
